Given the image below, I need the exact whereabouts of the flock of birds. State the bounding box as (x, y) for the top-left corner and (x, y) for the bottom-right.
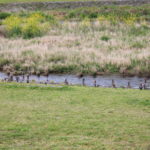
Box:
(1, 73), (150, 90)
(80, 78), (150, 90)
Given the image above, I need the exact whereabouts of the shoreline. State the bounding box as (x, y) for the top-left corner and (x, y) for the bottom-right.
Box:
(0, 71), (150, 78)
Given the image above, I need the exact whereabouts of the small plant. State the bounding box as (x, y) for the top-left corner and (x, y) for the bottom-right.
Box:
(88, 12), (98, 19)
(101, 35), (110, 42)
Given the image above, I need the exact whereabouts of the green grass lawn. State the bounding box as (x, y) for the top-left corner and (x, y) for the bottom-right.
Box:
(0, 83), (150, 150)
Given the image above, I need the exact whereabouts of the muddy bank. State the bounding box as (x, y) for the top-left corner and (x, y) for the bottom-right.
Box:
(0, 0), (150, 12)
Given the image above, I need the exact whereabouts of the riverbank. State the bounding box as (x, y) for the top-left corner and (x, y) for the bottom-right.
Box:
(0, 6), (150, 77)
(0, 20), (150, 77)
(0, 82), (150, 149)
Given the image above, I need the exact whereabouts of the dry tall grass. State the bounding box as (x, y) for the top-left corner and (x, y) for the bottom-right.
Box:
(0, 21), (150, 76)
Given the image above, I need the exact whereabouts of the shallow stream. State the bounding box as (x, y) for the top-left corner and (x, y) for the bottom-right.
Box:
(0, 72), (150, 89)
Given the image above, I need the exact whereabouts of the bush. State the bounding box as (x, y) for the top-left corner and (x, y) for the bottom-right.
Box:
(0, 12), (11, 20)
(3, 16), (22, 37)
(22, 20), (43, 39)
(88, 12), (98, 19)
(2, 13), (52, 39)
(101, 35), (110, 42)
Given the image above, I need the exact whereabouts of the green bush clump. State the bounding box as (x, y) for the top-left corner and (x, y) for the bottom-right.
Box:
(2, 12), (56, 39)
(0, 12), (11, 20)
(101, 35), (110, 42)
(3, 16), (22, 37)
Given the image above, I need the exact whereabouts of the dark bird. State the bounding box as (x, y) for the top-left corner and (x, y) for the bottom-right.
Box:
(37, 73), (40, 82)
(64, 78), (69, 85)
(82, 78), (85, 86)
(27, 74), (30, 83)
(139, 83), (143, 90)
(127, 81), (131, 88)
(94, 80), (97, 87)
(16, 76), (19, 82)
(112, 79), (116, 88)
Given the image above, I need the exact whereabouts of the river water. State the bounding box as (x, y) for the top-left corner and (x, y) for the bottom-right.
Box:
(0, 72), (150, 89)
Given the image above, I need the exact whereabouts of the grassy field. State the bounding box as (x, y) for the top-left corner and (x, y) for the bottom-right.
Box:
(0, 82), (150, 149)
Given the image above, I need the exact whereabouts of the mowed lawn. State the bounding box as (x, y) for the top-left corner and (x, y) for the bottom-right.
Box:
(0, 83), (150, 150)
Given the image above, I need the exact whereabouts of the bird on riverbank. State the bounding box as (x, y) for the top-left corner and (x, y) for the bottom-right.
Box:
(64, 78), (69, 85)
(37, 73), (40, 82)
(15, 76), (20, 82)
(94, 80), (97, 87)
(139, 83), (143, 90)
(82, 78), (85, 86)
(112, 80), (116, 88)
(127, 81), (131, 88)
(27, 74), (30, 83)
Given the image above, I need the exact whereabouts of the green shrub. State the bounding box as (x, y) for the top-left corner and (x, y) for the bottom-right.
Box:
(68, 11), (76, 18)
(101, 35), (110, 42)
(0, 12), (11, 20)
(88, 12), (98, 19)
(2, 13), (52, 39)
(22, 22), (42, 39)
(3, 16), (22, 37)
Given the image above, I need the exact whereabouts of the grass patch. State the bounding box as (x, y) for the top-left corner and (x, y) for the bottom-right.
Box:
(0, 82), (150, 149)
